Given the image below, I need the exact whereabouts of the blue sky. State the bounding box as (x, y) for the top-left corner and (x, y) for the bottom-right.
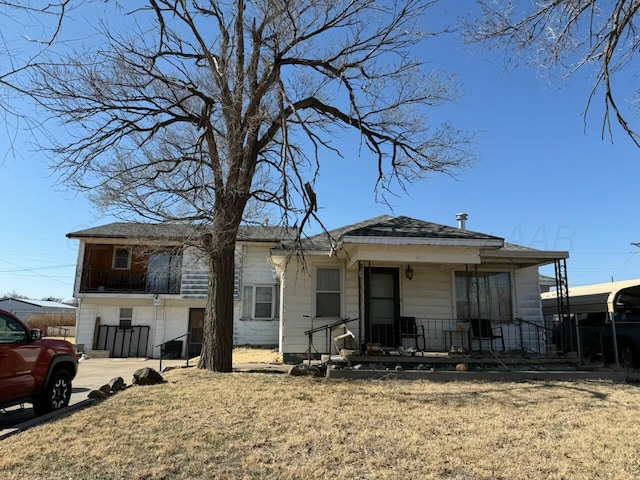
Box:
(1, 2), (639, 300)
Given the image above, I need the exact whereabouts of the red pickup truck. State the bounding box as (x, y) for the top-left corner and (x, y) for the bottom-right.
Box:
(0, 309), (78, 416)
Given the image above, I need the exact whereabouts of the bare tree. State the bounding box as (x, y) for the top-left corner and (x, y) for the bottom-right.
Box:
(466, 1), (640, 146)
(0, 1), (69, 144)
(29, 0), (472, 372)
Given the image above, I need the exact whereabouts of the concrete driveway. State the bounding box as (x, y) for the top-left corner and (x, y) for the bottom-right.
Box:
(0, 356), (187, 438)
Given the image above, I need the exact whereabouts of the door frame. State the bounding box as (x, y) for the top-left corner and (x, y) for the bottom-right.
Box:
(364, 266), (401, 347)
(188, 308), (205, 357)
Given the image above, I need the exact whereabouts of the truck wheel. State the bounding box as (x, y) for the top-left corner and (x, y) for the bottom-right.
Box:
(33, 370), (72, 416)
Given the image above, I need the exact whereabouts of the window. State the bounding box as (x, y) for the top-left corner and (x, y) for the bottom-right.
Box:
(316, 267), (341, 317)
(455, 271), (512, 322)
(113, 248), (131, 270)
(242, 285), (279, 319)
(0, 313), (27, 344)
(146, 253), (182, 294)
(119, 307), (133, 330)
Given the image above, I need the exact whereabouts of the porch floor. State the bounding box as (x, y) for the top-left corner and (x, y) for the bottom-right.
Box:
(319, 350), (585, 371)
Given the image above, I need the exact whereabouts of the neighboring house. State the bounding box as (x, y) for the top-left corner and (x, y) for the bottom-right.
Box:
(67, 215), (570, 362)
(0, 298), (77, 322)
(66, 223), (290, 358)
(539, 274), (557, 293)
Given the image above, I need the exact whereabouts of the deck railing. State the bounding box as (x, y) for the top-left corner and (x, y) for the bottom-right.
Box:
(79, 266), (181, 294)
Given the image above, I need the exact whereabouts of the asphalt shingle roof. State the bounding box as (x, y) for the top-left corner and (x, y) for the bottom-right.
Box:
(276, 215), (505, 252)
(68, 217), (556, 256)
(67, 222), (292, 243)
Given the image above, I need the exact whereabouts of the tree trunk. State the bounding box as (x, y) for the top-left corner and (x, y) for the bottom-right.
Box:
(197, 226), (237, 372)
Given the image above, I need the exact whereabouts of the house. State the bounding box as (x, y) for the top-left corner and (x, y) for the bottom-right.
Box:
(66, 223), (290, 358)
(68, 215), (570, 362)
(270, 215), (570, 363)
(0, 298), (77, 323)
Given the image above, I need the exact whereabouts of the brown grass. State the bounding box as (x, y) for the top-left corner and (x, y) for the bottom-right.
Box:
(1, 371), (639, 479)
(232, 346), (280, 364)
(26, 313), (76, 331)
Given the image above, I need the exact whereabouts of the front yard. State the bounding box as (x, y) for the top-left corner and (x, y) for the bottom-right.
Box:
(1, 370), (639, 479)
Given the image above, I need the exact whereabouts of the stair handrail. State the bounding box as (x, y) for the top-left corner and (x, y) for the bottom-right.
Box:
(156, 332), (191, 371)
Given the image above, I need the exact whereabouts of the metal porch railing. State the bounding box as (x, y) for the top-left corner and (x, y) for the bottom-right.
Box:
(304, 317), (360, 363)
(155, 332), (191, 372)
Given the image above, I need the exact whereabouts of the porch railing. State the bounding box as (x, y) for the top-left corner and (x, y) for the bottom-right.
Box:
(80, 266), (181, 294)
(156, 332), (191, 372)
(312, 317), (581, 359)
(304, 317), (360, 363)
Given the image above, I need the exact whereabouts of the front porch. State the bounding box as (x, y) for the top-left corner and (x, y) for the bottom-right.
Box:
(300, 316), (584, 371)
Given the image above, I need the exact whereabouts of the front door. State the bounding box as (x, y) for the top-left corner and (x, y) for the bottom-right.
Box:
(364, 267), (400, 347)
(188, 308), (204, 357)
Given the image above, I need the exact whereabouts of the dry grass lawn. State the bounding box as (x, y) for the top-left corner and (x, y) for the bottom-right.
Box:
(232, 346), (280, 364)
(1, 370), (639, 479)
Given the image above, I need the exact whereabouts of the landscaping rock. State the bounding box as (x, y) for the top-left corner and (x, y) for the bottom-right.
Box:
(132, 367), (165, 385)
(288, 364), (322, 377)
(109, 377), (126, 392)
(88, 389), (108, 400)
(98, 384), (112, 394)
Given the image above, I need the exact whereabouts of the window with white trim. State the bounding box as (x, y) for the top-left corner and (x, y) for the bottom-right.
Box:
(316, 267), (341, 317)
(242, 285), (279, 319)
(113, 248), (131, 270)
(119, 307), (133, 329)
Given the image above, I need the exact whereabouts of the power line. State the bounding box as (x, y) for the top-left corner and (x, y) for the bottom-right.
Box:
(0, 264), (75, 273)
(0, 257), (74, 286)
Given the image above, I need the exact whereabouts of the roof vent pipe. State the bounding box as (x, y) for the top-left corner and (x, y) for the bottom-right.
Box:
(456, 213), (468, 230)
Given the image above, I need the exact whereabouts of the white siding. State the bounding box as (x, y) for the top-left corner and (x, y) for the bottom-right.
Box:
(181, 246), (208, 299)
(514, 266), (543, 323)
(154, 304), (193, 357)
(280, 258), (327, 355)
(234, 243), (280, 346)
(280, 259), (458, 356)
(400, 265), (454, 319)
(75, 301), (97, 352)
(234, 319), (278, 346)
(513, 266), (546, 353)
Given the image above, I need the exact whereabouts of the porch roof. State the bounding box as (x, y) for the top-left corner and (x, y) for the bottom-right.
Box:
(480, 242), (569, 268)
(272, 216), (568, 268)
